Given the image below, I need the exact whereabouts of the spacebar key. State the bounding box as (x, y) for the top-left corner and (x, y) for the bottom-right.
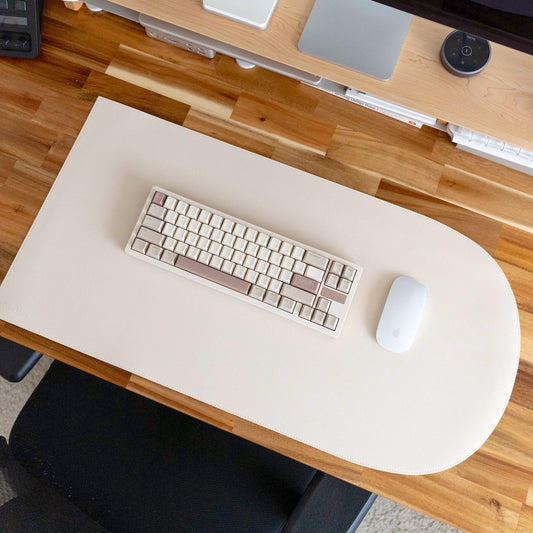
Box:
(176, 255), (251, 295)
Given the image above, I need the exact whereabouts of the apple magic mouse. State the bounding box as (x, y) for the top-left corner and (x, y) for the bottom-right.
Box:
(376, 276), (427, 353)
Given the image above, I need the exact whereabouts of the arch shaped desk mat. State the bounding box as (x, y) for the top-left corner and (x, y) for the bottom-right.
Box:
(0, 98), (520, 475)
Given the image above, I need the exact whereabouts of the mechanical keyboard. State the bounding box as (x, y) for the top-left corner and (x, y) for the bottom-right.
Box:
(126, 187), (362, 337)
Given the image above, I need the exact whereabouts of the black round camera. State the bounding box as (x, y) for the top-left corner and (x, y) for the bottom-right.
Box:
(440, 30), (491, 77)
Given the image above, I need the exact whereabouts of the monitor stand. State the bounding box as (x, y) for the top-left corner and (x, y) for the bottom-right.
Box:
(202, 0), (279, 30)
(298, 0), (412, 81)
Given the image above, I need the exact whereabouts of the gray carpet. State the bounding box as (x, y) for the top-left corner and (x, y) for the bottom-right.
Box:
(0, 355), (461, 532)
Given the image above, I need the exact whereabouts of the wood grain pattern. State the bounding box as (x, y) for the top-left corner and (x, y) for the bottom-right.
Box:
(517, 311), (533, 368)
(437, 166), (533, 233)
(375, 180), (503, 255)
(516, 505), (533, 533)
(432, 138), (533, 198)
(328, 126), (443, 194)
(360, 466), (523, 532)
(110, 0), (533, 153)
(495, 226), (533, 273)
(183, 109), (278, 159)
(107, 44), (241, 118)
(127, 375), (238, 433)
(0, 2), (532, 531)
(231, 92), (336, 153)
(271, 144), (382, 197)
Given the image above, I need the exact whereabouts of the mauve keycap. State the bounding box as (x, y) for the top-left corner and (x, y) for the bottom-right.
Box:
(291, 273), (320, 294)
(176, 256), (251, 295)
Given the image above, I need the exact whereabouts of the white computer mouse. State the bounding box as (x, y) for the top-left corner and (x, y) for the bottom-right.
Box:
(376, 276), (427, 353)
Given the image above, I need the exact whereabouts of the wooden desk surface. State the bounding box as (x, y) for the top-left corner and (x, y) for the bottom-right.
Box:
(115, 0), (533, 153)
(1, 1), (532, 531)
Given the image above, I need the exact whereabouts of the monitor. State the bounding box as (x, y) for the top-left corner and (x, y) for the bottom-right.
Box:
(371, 0), (533, 55)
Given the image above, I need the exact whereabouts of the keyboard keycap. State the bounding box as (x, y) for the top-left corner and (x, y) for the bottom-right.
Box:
(303, 251), (329, 270)
(312, 309), (326, 326)
(132, 238), (148, 253)
(324, 314), (339, 331)
(305, 265), (324, 283)
(316, 297), (331, 313)
(281, 284), (316, 306)
(264, 291), (280, 307)
(279, 296), (296, 313)
(320, 286), (347, 305)
(176, 255), (251, 295)
(138, 227), (165, 247)
(161, 250), (177, 264)
(299, 305), (313, 320)
(147, 244), (162, 259)
(250, 285), (265, 301)
(152, 191), (166, 206)
(147, 204), (165, 219)
(291, 273), (320, 295)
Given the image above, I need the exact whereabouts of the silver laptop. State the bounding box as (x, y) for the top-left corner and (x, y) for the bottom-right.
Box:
(298, 0), (412, 81)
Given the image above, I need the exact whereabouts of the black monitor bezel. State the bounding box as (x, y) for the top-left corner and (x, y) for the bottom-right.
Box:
(372, 0), (533, 55)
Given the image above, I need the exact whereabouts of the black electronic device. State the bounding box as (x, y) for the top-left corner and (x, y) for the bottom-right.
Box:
(0, 0), (43, 58)
(372, 0), (533, 56)
(440, 30), (491, 77)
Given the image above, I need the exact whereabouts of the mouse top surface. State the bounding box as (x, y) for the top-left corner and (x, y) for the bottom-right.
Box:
(376, 276), (427, 353)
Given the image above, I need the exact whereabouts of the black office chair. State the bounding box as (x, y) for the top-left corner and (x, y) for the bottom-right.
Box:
(0, 337), (376, 532)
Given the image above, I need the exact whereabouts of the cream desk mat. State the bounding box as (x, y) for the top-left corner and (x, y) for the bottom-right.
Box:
(0, 98), (520, 475)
